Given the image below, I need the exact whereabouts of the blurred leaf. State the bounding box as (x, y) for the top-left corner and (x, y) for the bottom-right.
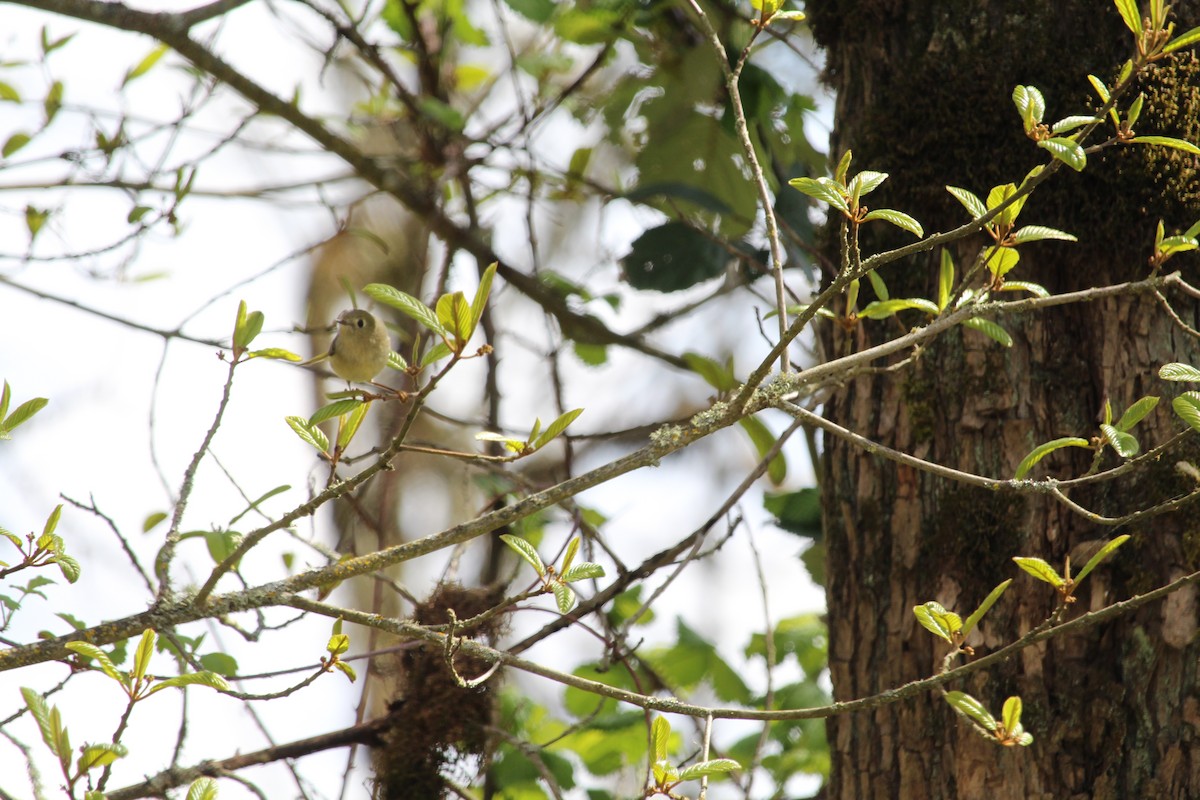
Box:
(122, 43), (169, 86)
(1159, 363), (1200, 381)
(738, 415), (787, 484)
(764, 487), (821, 538)
(622, 221), (727, 292)
(146, 671), (231, 695)
(198, 652), (238, 676)
(1074, 534), (1130, 584)
(962, 579), (1012, 637)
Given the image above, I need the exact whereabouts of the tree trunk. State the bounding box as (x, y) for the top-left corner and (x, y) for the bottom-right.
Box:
(808, 2), (1200, 798)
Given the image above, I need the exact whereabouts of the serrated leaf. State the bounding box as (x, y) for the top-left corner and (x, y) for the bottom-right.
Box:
(551, 581), (575, 613)
(1010, 225), (1078, 244)
(1164, 25), (1200, 52)
(1013, 556), (1065, 587)
(532, 408), (583, 451)
(858, 298), (939, 319)
(1172, 392), (1200, 433)
(123, 43), (169, 86)
(365, 284), (444, 335)
(146, 671), (231, 695)
(788, 176), (849, 214)
(311, 399), (365, 427)
(2, 397), (48, 433)
(651, 715), (671, 761)
(678, 758), (741, 780)
(77, 742), (127, 772)
(1038, 137), (1087, 171)
(1129, 136), (1200, 155)
(946, 186), (987, 219)
(862, 208), (923, 237)
(1101, 423), (1139, 458)
(1116, 396), (1159, 431)
(1161, 363), (1200, 381)
(134, 629), (156, 680)
(1014, 436), (1090, 479)
(561, 562), (605, 582)
(185, 777), (219, 800)
(1001, 696), (1022, 733)
(913, 602), (959, 644)
(1074, 534), (1131, 584)
(944, 691), (997, 731)
(963, 317), (1013, 348)
(285, 415), (329, 453)
(962, 579), (1012, 637)
(499, 534), (545, 576)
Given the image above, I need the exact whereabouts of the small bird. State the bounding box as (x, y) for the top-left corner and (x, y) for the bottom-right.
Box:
(305, 309), (391, 383)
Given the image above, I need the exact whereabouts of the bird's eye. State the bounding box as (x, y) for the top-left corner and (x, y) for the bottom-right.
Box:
(357, 318), (365, 328)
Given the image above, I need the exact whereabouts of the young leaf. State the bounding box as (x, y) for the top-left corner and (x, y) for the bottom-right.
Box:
(913, 601), (960, 644)
(561, 536), (580, 574)
(123, 43), (169, 86)
(65, 642), (125, 684)
(865, 269), (889, 302)
(848, 169), (889, 199)
(944, 691), (997, 732)
(1013, 556), (1065, 587)
(531, 408), (583, 451)
(961, 579), (1012, 637)
(1160, 363), (1200, 381)
(1010, 225), (1078, 244)
(146, 671), (231, 695)
(420, 341), (454, 367)
(1001, 696), (1023, 733)
(998, 280), (1050, 298)
(1100, 424), (1139, 458)
(858, 298), (940, 319)
(285, 416), (330, 453)
(1113, 0), (1142, 35)
(1073, 534), (1131, 584)
(1128, 136), (1200, 156)
(77, 742), (128, 772)
(336, 400), (371, 450)
(1012, 85), (1045, 132)
(788, 176), (850, 214)
(738, 415), (787, 484)
(233, 309), (264, 351)
(551, 581), (576, 613)
(834, 150), (853, 185)
(683, 352), (737, 392)
(983, 246), (1020, 278)
(435, 291), (472, 347)
(326, 633), (350, 656)
(334, 660), (357, 682)
(1038, 138), (1087, 171)
(938, 249), (954, 310)
(20, 687), (59, 757)
(365, 283), (445, 335)
(186, 777), (220, 800)
(54, 554), (81, 584)
(133, 628), (157, 681)
(1051, 115), (1101, 134)
(561, 562), (605, 582)
(499, 534), (546, 576)
(1172, 392), (1200, 433)
(651, 715), (671, 762)
(862, 208), (923, 237)
(963, 318), (1013, 348)
(1, 396), (49, 435)
(1014, 437), (1090, 479)
(468, 262), (497, 342)
(309, 399), (363, 427)
(1164, 25), (1200, 53)
(678, 758), (742, 780)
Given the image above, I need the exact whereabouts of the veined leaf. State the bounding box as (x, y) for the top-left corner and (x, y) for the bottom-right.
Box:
(848, 170), (889, 200)
(945, 691), (997, 731)
(1129, 136), (1200, 156)
(499, 534), (545, 576)
(531, 408), (583, 451)
(561, 562), (605, 582)
(1074, 534), (1131, 584)
(865, 269), (889, 302)
(1113, 0), (1142, 35)
(186, 778), (220, 800)
(1173, 392), (1200, 433)
(1038, 137), (1087, 171)
(77, 742), (127, 772)
(1100, 423), (1139, 458)
(651, 715), (671, 761)
(1160, 363), (1200, 381)
(309, 399), (362, 426)
(1014, 436), (1090, 479)
(678, 759), (741, 780)
(133, 629), (156, 681)
(963, 317), (1013, 348)
(788, 176), (850, 214)
(1116, 396), (1159, 431)
(65, 642), (125, 684)
(1051, 115), (1101, 134)
(468, 262), (497, 342)
(551, 581), (576, 613)
(286, 415), (329, 453)
(365, 283), (444, 335)
(1012, 85), (1045, 132)
(435, 291), (472, 347)
(1011, 225), (1078, 244)
(146, 671), (231, 695)
(913, 601), (961, 644)
(1013, 556), (1065, 587)
(862, 208), (923, 237)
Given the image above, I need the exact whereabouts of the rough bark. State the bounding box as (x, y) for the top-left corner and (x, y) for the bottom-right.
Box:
(808, 2), (1200, 798)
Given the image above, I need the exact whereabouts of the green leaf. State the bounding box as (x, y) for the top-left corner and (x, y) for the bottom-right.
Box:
(1012, 85), (1045, 132)
(500, 534), (546, 576)
(848, 169), (888, 200)
(788, 176), (850, 214)
(858, 298), (939, 319)
(123, 43), (170, 86)
(336, 399), (371, 450)
(683, 352), (737, 392)
(233, 308), (264, 351)
(334, 660), (357, 682)
(562, 562), (605, 582)
(146, 671), (231, 695)
(3, 132), (32, 158)
(913, 601), (961, 644)
(1113, 0), (1142, 34)
(134, 629), (156, 680)
(621, 221), (728, 292)
(1164, 25), (1200, 52)
(985, 183), (1027, 227)
(435, 291), (472, 347)
(1116, 396), (1159, 431)
(944, 691), (997, 732)
(143, 511), (168, 533)
(1074, 534), (1131, 584)
(42, 504), (62, 538)
(962, 317), (1013, 348)
(678, 758), (741, 780)
(998, 280), (1050, 298)
(862, 208), (923, 237)
(865, 269), (889, 302)
(1160, 363), (1200, 381)
(651, 715), (671, 762)
(468, 262), (497, 342)
(0, 81), (20, 102)
(1087, 74), (1111, 104)
(946, 186), (987, 219)
(938, 249), (955, 310)
(77, 742), (127, 772)
(738, 415), (787, 484)
(532, 408), (583, 451)
(2, 396), (48, 433)
(420, 341), (454, 367)
(1014, 436), (1090, 479)
(1010, 225), (1078, 244)
(198, 652), (238, 676)
(365, 284), (444, 335)
(1126, 93), (1145, 128)
(551, 581), (575, 613)
(1051, 115), (1101, 134)
(21, 687), (59, 756)
(1172, 392), (1200, 432)
(309, 398), (363, 427)
(1100, 423), (1139, 458)
(1129, 136), (1200, 155)
(42, 80), (62, 125)
(327, 633), (350, 656)
(1013, 556), (1065, 587)
(1001, 696), (1022, 733)
(204, 530), (242, 566)
(1038, 137), (1087, 171)
(285, 415), (329, 453)
(185, 777), (220, 800)
(834, 150), (853, 185)
(961, 579), (1012, 637)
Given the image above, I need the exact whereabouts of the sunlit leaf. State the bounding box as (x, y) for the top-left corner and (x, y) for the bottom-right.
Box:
(961, 579), (1012, 637)
(365, 284), (444, 334)
(944, 691), (997, 731)
(862, 208), (923, 237)
(1129, 136), (1200, 156)
(963, 317), (1013, 348)
(1014, 436), (1090, 479)
(500, 534), (546, 576)
(1100, 423), (1139, 458)
(1013, 556), (1065, 587)
(1038, 137), (1086, 171)
(1010, 225), (1077, 244)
